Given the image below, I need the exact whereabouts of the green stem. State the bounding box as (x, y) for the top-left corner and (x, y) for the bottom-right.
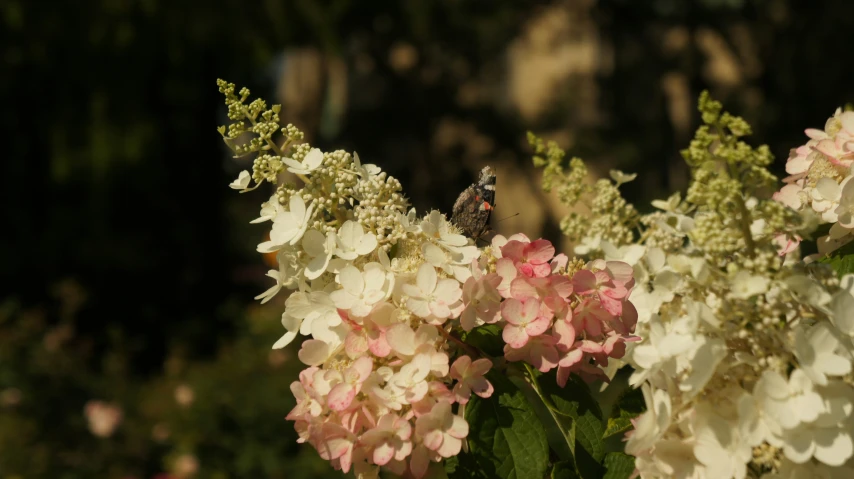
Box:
(522, 363), (573, 427)
(437, 326), (482, 360)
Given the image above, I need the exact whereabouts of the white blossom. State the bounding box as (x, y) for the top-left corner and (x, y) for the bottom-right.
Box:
(283, 148), (324, 175)
(403, 264), (462, 321)
(330, 264), (391, 317)
(333, 221), (378, 261)
(259, 195), (315, 252)
(251, 194), (284, 224)
(794, 322), (852, 386)
(303, 229), (336, 280)
(229, 170), (251, 190)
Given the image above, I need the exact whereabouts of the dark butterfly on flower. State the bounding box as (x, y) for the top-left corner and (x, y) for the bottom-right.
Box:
(451, 166), (496, 240)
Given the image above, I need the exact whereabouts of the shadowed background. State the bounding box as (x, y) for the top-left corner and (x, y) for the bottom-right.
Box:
(1, 0), (853, 477)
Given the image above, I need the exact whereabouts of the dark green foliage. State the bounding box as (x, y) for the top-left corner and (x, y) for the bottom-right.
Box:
(458, 371), (550, 479)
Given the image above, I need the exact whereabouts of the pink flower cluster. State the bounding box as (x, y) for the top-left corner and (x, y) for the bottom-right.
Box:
(465, 234), (639, 386)
(773, 110), (854, 254)
(285, 233), (638, 477)
(288, 345), (493, 477)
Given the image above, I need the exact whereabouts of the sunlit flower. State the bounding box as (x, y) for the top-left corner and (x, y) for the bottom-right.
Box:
(250, 194), (284, 223)
(459, 273), (501, 331)
(389, 353), (432, 403)
(283, 148), (324, 175)
(360, 413), (413, 466)
(414, 401), (468, 458)
(500, 298), (550, 348)
(327, 357), (373, 411)
(331, 264), (391, 317)
(332, 221), (378, 261)
(261, 194), (315, 251)
(228, 170), (251, 190)
(303, 229), (336, 280)
(793, 322), (852, 386)
(449, 356), (493, 404)
(403, 264), (462, 321)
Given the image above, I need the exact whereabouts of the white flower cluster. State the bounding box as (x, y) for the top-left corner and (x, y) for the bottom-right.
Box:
(621, 242), (854, 478)
(536, 95), (854, 478)
(774, 109), (854, 254)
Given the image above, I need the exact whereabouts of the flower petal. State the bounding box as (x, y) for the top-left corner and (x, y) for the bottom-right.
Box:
(298, 340), (330, 366)
(415, 264), (438, 295)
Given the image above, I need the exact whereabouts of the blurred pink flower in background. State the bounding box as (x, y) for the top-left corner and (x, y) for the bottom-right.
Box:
(84, 400), (123, 438)
(172, 454), (200, 478)
(174, 384), (195, 407)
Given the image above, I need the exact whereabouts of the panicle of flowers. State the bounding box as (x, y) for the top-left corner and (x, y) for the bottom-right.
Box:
(529, 132), (640, 249)
(773, 106), (854, 254)
(222, 80), (640, 477)
(532, 92), (854, 478)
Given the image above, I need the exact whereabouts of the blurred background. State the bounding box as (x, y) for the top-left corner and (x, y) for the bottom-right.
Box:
(2, 0), (853, 477)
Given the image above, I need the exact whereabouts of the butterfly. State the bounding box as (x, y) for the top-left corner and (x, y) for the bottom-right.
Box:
(451, 166), (496, 240)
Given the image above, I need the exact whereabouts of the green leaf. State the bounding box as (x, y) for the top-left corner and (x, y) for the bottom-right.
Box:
(446, 447), (488, 479)
(510, 374), (574, 463)
(539, 373), (603, 421)
(574, 410), (606, 462)
(538, 372), (605, 462)
(603, 386), (645, 439)
(551, 461), (581, 479)
(463, 370), (550, 479)
(462, 324), (504, 357)
(571, 426), (606, 479)
(818, 239), (854, 277)
(602, 452), (635, 479)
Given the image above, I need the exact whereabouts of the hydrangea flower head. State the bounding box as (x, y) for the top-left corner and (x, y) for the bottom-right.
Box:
(221, 80), (642, 477)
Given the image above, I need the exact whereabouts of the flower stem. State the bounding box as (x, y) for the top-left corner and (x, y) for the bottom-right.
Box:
(437, 326), (484, 360)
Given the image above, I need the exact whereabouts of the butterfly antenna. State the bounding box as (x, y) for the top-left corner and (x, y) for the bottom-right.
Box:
(496, 212), (520, 223)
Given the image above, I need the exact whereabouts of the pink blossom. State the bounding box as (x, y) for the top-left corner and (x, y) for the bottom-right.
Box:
(450, 356), (494, 404)
(327, 356), (373, 411)
(343, 303), (395, 358)
(414, 401), (469, 459)
(317, 421), (358, 473)
(360, 413), (413, 466)
(490, 233), (531, 258)
(572, 298), (612, 337)
(773, 183), (805, 210)
(84, 400), (123, 438)
(785, 143), (816, 175)
(389, 353), (432, 403)
(572, 261), (633, 315)
(550, 253), (569, 273)
(552, 316), (577, 351)
(503, 335), (560, 372)
(460, 273), (502, 331)
(511, 274), (572, 301)
(501, 239), (555, 278)
(410, 381), (455, 416)
(501, 298), (551, 348)
(409, 444), (440, 479)
(286, 367), (323, 419)
(494, 258), (517, 298)
(557, 359), (608, 386)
